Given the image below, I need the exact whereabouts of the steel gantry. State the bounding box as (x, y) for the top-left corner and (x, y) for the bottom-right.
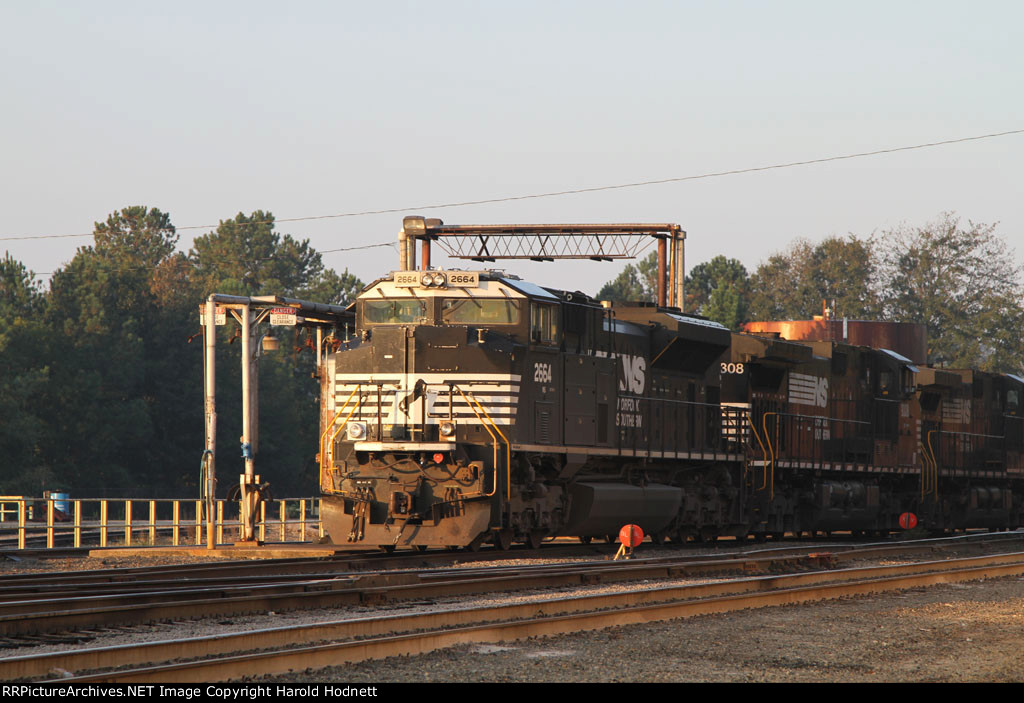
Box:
(398, 217), (688, 309)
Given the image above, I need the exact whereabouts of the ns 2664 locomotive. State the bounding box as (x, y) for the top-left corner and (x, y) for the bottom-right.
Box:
(317, 239), (1024, 550)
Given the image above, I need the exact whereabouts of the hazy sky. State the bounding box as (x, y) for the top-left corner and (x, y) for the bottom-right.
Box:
(2, 1), (1022, 297)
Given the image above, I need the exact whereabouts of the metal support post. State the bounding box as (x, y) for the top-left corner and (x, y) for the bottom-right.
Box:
(657, 237), (667, 308)
(674, 230), (686, 312)
(240, 303), (256, 542)
(421, 237), (431, 270)
(204, 297), (218, 550)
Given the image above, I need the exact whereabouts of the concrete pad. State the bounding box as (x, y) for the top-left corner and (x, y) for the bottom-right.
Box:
(87, 543), (350, 559)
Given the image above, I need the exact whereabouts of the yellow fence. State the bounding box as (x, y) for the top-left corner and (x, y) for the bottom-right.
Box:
(0, 496), (323, 550)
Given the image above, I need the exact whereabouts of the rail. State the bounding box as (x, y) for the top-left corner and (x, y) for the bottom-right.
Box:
(0, 497), (324, 550)
(920, 440), (938, 499)
(319, 385), (362, 489)
(617, 395), (747, 457)
(752, 408), (872, 467)
(452, 385), (506, 501)
(927, 428), (1008, 476)
(762, 412), (778, 499)
(744, 411), (769, 490)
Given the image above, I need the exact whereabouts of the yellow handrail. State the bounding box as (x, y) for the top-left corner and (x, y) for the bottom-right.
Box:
(919, 441), (936, 499)
(926, 429), (939, 499)
(762, 412), (778, 499)
(744, 411), (768, 482)
(453, 386), (507, 500)
(319, 385), (360, 490)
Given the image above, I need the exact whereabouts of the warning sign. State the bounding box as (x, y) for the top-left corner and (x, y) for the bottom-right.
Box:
(269, 307), (298, 326)
(198, 306), (227, 326)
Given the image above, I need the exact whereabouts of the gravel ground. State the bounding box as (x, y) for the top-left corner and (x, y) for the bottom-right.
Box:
(269, 576), (1024, 683)
(3, 544), (1023, 682)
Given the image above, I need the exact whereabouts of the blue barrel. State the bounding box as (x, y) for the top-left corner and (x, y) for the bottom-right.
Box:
(44, 491), (70, 515)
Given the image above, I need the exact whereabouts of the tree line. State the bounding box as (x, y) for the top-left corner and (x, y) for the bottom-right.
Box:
(0, 207), (362, 498)
(597, 213), (1024, 376)
(3, 209), (1020, 499)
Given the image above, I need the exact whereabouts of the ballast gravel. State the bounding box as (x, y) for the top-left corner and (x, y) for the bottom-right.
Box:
(2, 547), (1023, 682)
(263, 577), (1024, 683)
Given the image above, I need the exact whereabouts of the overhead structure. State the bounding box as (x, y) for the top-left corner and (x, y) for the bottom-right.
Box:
(201, 294), (352, 550)
(399, 217), (688, 309)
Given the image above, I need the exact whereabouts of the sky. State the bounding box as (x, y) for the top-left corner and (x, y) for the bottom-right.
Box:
(2, 1), (1022, 298)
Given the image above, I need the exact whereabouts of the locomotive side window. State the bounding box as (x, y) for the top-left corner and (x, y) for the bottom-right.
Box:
(879, 370), (893, 396)
(1009, 390), (1020, 412)
(362, 299), (426, 325)
(441, 298), (521, 325)
(530, 302), (559, 344)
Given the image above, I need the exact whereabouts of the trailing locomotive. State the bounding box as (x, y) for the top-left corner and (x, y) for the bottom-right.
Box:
(317, 242), (1024, 550)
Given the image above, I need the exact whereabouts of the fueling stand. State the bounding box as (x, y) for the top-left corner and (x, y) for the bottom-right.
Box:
(201, 294), (352, 549)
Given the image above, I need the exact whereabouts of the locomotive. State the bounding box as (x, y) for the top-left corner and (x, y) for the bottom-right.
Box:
(317, 224), (1024, 550)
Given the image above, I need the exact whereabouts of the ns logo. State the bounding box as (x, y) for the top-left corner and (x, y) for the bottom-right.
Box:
(618, 354), (646, 394)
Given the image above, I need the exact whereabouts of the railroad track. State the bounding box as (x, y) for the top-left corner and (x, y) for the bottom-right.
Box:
(0, 531), (1020, 640)
(5, 547), (1024, 683)
(0, 550), (835, 638)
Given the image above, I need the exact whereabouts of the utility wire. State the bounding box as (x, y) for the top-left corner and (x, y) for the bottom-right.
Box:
(3, 127), (1022, 245)
(27, 242), (396, 278)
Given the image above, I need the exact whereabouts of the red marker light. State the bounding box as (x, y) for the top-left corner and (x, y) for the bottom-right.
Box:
(432, 453), (446, 465)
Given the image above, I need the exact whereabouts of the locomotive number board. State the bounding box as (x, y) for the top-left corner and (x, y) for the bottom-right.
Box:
(393, 271), (480, 287)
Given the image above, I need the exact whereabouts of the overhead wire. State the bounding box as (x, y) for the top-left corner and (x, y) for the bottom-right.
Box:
(4, 126), (1023, 279)
(25, 242), (397, 278)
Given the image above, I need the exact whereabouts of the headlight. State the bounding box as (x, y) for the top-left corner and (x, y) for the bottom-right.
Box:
(439, 421), (456, 438)
(418, 272), (447, 287)
(347, 422), (367, 440)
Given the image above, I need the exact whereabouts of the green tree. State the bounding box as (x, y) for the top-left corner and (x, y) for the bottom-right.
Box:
(877, 213), (1024, 372)
(190, 211), (345, 299)
(747, 235), (878, 321)
(44, 207), (199, 496)
(304, 267), (364, 307)
(0, 254), (51, 493)
(685, 256), (749, 329)
(596, 251), (658, 303)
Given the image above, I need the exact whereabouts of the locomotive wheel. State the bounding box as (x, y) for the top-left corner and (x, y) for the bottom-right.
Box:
(604, 534), (616, 545)
(650, 532), (666, 545)
(495, 530), (513, 550)
(527, 531), (544, 549)
(578, 536), (593, 545)
(379, 545), (395, 553)
(415, 545), (428, 552)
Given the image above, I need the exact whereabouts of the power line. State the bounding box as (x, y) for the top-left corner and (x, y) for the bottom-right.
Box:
(3, 127), (1023, 245)
(27, 242), (396, 277)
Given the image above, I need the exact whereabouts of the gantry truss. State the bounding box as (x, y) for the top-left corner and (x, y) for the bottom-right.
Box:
(398, 216), (687, 308)
(420, 223), (677, 261)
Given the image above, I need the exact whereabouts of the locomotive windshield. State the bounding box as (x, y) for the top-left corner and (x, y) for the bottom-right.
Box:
(441, 298), (520, 325)
(362, 298), (426, 325)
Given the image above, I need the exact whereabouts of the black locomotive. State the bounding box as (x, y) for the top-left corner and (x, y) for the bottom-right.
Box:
(317, 265), (1024, 549)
